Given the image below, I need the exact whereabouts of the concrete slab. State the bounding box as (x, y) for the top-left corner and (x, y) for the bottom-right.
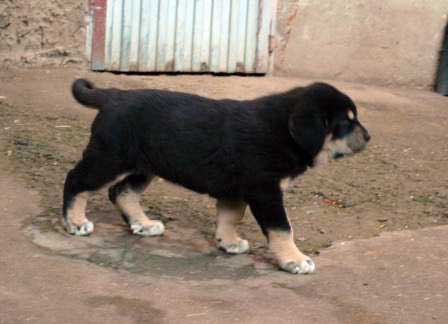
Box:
(1, 166), (447, 324)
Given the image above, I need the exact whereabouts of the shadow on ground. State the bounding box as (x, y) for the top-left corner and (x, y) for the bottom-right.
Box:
(25, 209), (272, 280)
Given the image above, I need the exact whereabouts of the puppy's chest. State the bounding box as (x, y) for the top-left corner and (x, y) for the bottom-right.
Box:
(280, 177), (292, 191)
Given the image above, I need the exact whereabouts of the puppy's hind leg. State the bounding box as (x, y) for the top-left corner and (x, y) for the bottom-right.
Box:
(63, 154), (125, 236)
(109, 174), (164, 236)
(215, 200), (249, 254)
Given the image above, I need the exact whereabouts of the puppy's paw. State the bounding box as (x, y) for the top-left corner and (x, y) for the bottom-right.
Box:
(130, 220), (165, 236)
(280, 258), (315, 274)
(65, 220), (94, 236)
(218, 238), (250, 254)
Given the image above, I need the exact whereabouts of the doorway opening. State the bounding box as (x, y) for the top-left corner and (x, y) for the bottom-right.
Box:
(435, 21), (448, 96)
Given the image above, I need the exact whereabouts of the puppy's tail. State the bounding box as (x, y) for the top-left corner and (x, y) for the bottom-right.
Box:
(72, 79), (109, 110)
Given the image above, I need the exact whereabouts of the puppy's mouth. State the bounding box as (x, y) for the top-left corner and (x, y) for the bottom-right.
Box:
(333, 152), (345, 159)
(332, 142), (368, 159)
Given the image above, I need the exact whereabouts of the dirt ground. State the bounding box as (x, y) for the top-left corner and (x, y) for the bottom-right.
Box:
(1, 66), (448, 253)
(0, 0), (86, 67)
(1, 67), (448, 323)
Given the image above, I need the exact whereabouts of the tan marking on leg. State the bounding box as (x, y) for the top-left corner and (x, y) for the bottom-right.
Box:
(65, 192), (94, 236)
(105, 173), (130, 188)
(116, 189), (148, 224)
(215, 200), (249, 254)
(268, 230), (315, 274)
(67, 192), (89, 225)
(64, 174), (130, 236)
(268, 231), (309, 264)
(116, 188), (164, 236)
(313, 135), (332, 167)
(66, 173), (129, 227)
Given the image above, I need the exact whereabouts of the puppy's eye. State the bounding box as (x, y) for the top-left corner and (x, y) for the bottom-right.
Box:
(347, 110), (355, 120)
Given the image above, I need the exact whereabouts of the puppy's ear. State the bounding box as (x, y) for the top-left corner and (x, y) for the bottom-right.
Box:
(288, 105), (326, 157)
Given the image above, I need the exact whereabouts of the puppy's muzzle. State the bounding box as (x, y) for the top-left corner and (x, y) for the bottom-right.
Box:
(331, 125), (370, 158)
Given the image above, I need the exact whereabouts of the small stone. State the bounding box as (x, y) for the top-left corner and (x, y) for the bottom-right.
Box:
(0, 15), (10, 29)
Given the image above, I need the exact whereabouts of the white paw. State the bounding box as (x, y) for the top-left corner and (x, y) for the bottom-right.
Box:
(130, 221), (165, 236)
(280, 258), (315, 274)
(65, 220), (94, 236)
(218, 239), (250, 254)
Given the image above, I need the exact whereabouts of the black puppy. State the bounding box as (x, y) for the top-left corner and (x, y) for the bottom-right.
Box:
(63, 79), (370, 274)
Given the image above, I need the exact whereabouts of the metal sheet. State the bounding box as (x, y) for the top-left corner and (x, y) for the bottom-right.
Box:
(90, 0), (276, 73)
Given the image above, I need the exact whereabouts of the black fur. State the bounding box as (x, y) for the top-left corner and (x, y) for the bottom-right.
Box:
(64, 80), (369, 236)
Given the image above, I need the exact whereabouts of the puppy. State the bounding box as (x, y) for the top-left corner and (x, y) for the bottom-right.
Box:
(63, 79), (370, 274)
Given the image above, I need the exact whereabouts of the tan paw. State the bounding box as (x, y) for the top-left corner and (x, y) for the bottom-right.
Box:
(280, 258), (315, 274)
(65, 220), (94, 236)
(217, 238), (250, 254)
(130, 220), (165, 236)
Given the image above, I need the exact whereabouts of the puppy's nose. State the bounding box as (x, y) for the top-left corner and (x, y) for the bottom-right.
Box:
(364, 131), (371, 142)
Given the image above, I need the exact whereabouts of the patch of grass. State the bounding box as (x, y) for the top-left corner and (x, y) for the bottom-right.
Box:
(412, 195), (433, 205)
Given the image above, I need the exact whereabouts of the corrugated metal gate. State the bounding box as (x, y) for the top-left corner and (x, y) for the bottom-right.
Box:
(87, 0), (276, 74)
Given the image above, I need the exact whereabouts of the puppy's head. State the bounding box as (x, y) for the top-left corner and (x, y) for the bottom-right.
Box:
(288, 83), (370, 166)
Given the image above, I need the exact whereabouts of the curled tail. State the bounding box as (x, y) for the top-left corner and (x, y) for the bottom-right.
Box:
(72, 79), (109, 109)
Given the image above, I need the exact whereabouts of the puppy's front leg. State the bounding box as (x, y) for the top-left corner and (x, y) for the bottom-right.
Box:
(247, 188), (315, 274)
(215, 200), (249, 254)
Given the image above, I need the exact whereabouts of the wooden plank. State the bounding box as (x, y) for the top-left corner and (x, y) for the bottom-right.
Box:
(138, 0), (160, 70)
(228, 0), (248, 73)
(157, 0), (177, 71)
(108, 0), (124, 70)
(90, 0), (107, 70)
(245, 0), (259, 73)
(193, 0), (213, 72)
(256, 0), (276, 73)
(182, 0), (195, 71)
(218, 0), (231, 72)
(119, 0), (132, 71)
(138, 0), (150, 70)
(175, 0), (195, 71)
(128, 0), (142, 71)
(210, 0), (222, 72)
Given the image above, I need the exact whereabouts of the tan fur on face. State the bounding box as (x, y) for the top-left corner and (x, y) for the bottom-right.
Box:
(329, 138), (354, 155)
(215, 200), (246, 243)
(348, 110), (355, 120)
(346, 125), (368, 152)
(314, 135), (332, 167)
(331, 125), (368, 156)
(279, 178), (290, 191)
(67, 192), (89, 225)
(315, 123), (368, 164)
(116, 188), (156, 226)
(268, 230), (309, 266)
(315, 134), (356, 165)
